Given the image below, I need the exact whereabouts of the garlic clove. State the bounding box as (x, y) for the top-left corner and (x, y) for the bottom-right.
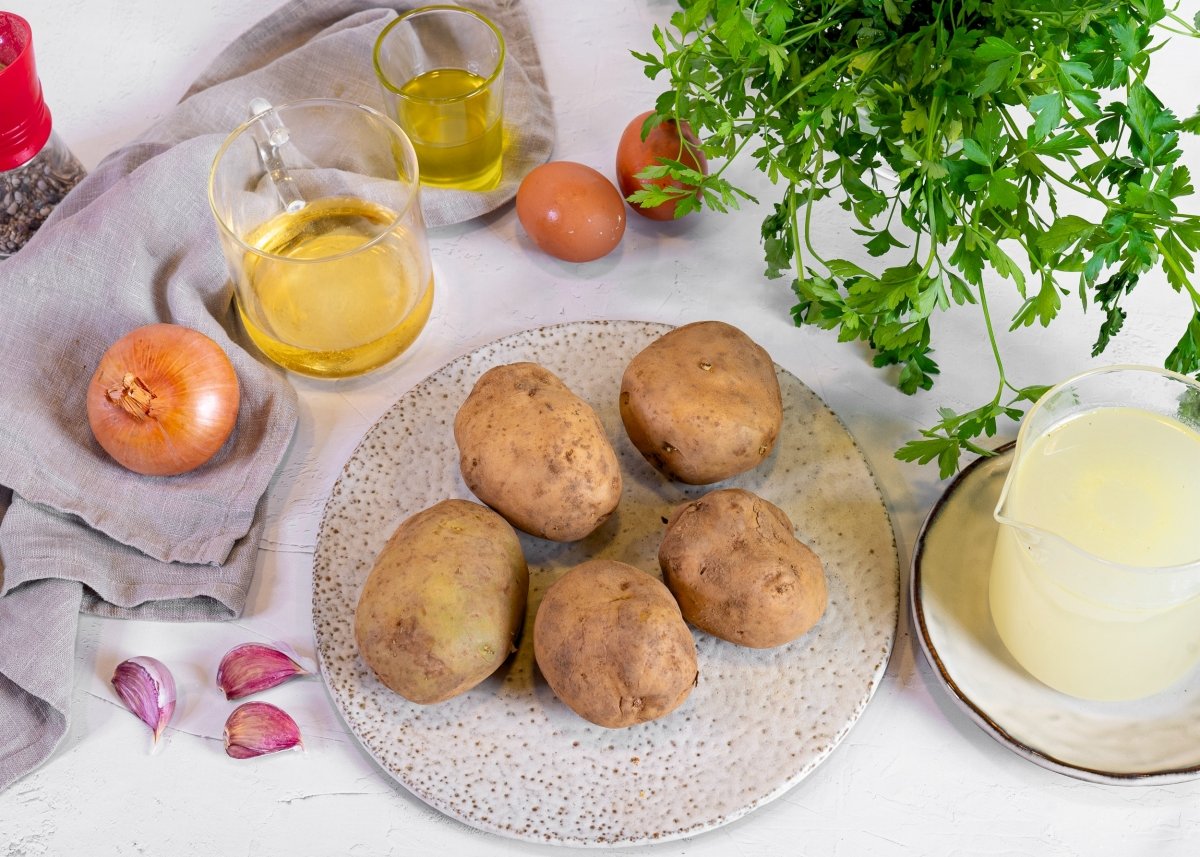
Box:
(216, 642), (312, 700)
(111, 656), (176, 750)
(223, 701), (303, 759)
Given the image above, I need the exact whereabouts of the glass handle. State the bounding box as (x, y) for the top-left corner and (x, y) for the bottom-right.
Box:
(249, 98), (306, 214)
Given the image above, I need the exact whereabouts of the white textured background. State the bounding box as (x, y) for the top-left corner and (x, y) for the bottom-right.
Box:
(5, 0), (1200, 854)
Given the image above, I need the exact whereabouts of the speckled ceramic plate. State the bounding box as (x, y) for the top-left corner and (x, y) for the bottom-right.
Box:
(312, 320), (900, 846)
(912, 445), (1200, 785)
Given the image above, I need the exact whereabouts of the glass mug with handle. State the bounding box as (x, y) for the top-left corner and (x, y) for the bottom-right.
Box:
(208, 98), (434, 379)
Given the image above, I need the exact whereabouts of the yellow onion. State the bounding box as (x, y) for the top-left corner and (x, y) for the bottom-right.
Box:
(86, 323), (240, 476)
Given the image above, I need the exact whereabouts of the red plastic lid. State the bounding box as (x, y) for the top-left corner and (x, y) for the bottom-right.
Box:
(0, 12), (52, 171)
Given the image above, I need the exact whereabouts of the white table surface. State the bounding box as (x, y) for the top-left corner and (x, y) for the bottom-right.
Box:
(6, 1), (1200, 854)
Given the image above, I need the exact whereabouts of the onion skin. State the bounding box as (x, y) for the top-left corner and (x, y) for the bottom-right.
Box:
(86, 323), (240, 477)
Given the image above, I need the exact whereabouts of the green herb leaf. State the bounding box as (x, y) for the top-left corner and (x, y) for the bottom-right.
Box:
(961, 138), (992, 167)
(1029, 93), (1063, 141)
(976, 37), (1020, 62)
(1166, 312), (1200, 376)
(826, 259), (874, 279)
(1037, 215), (1096, 255)
(864, 229), (907, 257)
(1014, 384), (1052, 404)
(971, 58), (1015, 98)
(761, 0), (793, 42)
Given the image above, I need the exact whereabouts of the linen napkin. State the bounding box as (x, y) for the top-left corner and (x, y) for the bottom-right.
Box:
(0, 0), (555, 793)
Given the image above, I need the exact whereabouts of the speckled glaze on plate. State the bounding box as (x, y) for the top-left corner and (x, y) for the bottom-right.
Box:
(312, 320), (900, 846)
(912, 445), (1200, 785)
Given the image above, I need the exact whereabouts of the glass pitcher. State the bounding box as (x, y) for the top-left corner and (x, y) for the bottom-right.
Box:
(989, 364), (1200, 701)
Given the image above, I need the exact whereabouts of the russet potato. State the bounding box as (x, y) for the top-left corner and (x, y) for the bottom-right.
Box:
(619, 320), (783, 484)
(455, 362), (622, 541)
(354, 499), (529, 704)
(658, 488), (826, 648)
(533, 559), (698, 728)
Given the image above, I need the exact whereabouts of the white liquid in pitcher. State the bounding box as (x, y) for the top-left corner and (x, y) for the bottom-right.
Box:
(989, 405), (1200, 700)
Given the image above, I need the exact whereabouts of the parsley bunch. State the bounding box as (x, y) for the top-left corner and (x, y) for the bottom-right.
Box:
(634, 0), (1200, 476)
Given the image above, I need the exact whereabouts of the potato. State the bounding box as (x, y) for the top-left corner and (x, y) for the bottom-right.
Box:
(354, 499), (529, 704)
(455, 362), (622, 541)
(619, 320), (782, 484)
(658, 488), (826, 648)
(533, 559), (698, 728)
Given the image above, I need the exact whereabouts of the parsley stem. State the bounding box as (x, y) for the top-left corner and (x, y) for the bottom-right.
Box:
(788, 186), (806, 284)
(707, 134), (753, 184)
(1162, 10), (1200, 36)
(771, 51), (864, 116)
(996, 107), (1112, 207)
(988, 211), (1038, 277)
(921, 185), (939, 277)
(802, 158), (830, 269)
(976, 275), (1009, 405)
(775, 2), (853, 50)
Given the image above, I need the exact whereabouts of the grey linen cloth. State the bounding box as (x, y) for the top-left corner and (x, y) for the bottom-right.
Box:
(0, 0), (554, 792)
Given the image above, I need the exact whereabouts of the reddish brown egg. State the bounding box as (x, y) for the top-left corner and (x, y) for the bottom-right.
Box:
(616, 110), (708, 220)
(516, 161), (626, 262)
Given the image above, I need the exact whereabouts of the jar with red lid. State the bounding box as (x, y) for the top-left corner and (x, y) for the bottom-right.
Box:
(0, 11), (85, 259)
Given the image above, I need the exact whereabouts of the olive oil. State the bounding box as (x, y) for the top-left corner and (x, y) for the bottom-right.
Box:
(398, 67), (503, 191)
(239, 197), (433, 378)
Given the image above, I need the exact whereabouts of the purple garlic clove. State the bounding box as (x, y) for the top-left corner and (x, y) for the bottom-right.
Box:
(223, 701), (303, 759)
(111, 656), (176, 749)
(216, 642), (311, 700)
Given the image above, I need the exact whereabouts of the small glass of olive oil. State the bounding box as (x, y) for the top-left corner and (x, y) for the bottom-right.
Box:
(373, 6), (505, 192)
(208, 98), (434, 378)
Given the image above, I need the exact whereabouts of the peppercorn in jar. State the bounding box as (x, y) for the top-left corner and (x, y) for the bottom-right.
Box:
(0, 12), (85, 260)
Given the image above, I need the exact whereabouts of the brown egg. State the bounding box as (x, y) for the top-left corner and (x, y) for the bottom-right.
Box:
(616, 110), (708, 221)
(516, 161), (626, 262)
